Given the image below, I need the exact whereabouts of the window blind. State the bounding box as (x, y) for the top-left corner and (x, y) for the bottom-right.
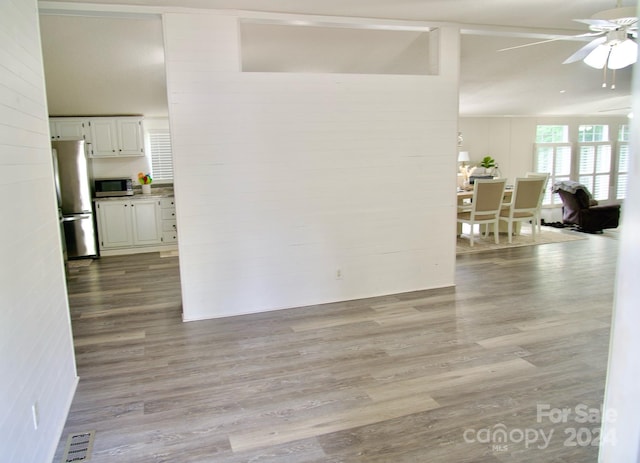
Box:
(149, 130), (174, 181)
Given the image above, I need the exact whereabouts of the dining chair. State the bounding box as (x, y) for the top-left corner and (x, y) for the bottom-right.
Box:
(525, 171), (550, 232)
(457, 178), (507, 247)
(499, 177), (546, 243)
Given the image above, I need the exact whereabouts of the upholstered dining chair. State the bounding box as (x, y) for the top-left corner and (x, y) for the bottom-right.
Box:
(457, 178), (506, 247)
(499, 177), (546, 243)
(525, 171), (550, 232)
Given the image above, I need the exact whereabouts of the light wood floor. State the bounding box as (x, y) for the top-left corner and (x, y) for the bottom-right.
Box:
(53, 230), (619, 462)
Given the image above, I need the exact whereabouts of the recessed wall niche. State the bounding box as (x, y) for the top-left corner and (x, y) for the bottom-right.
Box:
(240, 21), (438, 75)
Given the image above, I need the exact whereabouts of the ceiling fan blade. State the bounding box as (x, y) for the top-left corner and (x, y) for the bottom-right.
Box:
(574, 18), (622, 29)
(497, 32), (602, 53)
(498, 38), (563, 52)
(599, 107), (631, 112)
(563, 36), (607, 64)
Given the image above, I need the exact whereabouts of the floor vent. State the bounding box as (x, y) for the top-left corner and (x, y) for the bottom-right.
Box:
(61, 431), (95, 462)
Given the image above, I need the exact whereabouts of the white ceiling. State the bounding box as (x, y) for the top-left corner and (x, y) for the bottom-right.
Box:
(39, 0), (638, 116)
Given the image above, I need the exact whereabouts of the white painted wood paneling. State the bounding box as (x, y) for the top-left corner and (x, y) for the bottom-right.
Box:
(0, 1), (78, 462)
(599, 62), (640, 462)
(164, 13), (458, 320)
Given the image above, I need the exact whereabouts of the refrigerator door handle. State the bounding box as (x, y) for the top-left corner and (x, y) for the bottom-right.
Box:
(62, 214), (93, 222)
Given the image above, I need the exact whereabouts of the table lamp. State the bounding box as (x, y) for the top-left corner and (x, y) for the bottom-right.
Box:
(458, 151), (470, 166)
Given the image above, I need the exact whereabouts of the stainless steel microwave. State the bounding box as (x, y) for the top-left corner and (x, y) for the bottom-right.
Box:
(94, 178), (134, 197)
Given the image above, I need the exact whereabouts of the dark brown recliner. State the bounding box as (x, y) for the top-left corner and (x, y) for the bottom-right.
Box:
(553, 183), (620, 232)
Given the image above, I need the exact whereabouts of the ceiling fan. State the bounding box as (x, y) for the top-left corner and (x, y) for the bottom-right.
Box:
(564, 5), (638, 70)
(499, 4), (638, 72)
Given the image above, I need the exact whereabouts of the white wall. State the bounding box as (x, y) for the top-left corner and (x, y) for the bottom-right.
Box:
(164, 12), (460, 320)
(599, 27), (640, 460)
(0, 1), (78, 462)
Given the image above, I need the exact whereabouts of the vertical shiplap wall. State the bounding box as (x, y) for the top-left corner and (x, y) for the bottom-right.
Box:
(599, 39), (640, 461)
(0, 1), (78, 462)
(164, 13), (459, 320)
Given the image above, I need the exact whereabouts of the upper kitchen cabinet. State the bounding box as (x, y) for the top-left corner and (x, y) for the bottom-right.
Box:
(49, 116), (145, 158)
(88, 119), (118, 156)
(50, 118), (87, 140)
(88, 117), (145, 158)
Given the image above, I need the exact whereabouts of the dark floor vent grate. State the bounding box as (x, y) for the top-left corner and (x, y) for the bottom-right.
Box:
(61, 431), (95, 462)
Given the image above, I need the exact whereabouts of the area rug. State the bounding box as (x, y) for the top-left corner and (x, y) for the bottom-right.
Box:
(456, 228), (586, 254)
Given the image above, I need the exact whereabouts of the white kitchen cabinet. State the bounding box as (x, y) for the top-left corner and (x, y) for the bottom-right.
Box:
(96, 200), (133, 248)
(49, 119), (88, 140)
(88, 117), (144, 158)
(116, 118), (145, 156)
(89, 119), (119, 157)
(131, 200), (162, 245)
(160, 197), (178, 243)
(49, 116), (145, 157)
(96, 198), (162, 251)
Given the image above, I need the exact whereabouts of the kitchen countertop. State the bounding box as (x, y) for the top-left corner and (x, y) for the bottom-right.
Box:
(94, 187), (174, 201)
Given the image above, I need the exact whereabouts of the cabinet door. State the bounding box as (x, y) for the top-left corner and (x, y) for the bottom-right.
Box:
(50, 119), (86, 140)
(89, 119), (118, 157)
(131, 200), (162, 245)
(96, 201), (133, 248)
(117, 118), (144, 156)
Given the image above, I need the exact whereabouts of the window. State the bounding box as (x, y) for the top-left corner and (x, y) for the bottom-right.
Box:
(578, 145), (611, 201)
(534, 125), (569, 206)
(148, 130), (174, 181)
(535, 143), (571, 206)
(536, 125), (569, 143)
(535, 123), (626, 204)
(577, 125), (611, 201)
(616, 124), (629, 200)
(578, 124), (609, 142)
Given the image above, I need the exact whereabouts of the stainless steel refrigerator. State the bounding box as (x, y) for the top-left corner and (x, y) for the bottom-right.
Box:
(52, 139), (98, 259)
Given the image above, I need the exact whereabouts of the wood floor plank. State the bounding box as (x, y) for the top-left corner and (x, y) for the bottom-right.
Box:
(52, 231), (619, 462)
(229, 392), (440, 453)
(365, 358), (536, 401)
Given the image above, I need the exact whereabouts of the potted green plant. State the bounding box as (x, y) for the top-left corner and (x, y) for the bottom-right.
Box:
(480, 156), (496, 169)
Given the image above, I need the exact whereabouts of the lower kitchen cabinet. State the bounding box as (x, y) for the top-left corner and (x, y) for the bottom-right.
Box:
(96, 197), (175, 255)
(160, 197), (178, 243)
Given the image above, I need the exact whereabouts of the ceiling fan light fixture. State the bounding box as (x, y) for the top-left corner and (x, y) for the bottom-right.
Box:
(607, 39), (638, 69)
(584, 44), (611, 69)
